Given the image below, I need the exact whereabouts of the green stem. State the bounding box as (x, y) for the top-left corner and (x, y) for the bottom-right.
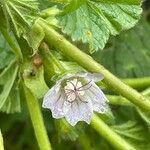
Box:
(38, 20), (150, 111)
(79, 133), (97, 150)
(0, 130), (4, 150)
(0, 27), (23, 60)
(24, 86), (52, 150)
(52, 0), (70, 3)
(107, 88), (150, 106)
(107, 95), (133, 106)
(123, 77), (150, 90)
(97, 76), (150, 90)
(91, 114), (136, 150)
(39, 42), (65, 86)
(40, 43), (66, 72)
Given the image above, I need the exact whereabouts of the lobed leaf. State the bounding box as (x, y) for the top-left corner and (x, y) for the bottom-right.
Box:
(0, 0), (39, 37)
(93, 18), (150, 78)
(59, 0), (142, 53)
(0, 33), (14, 71)
(0, 60), (19, 113)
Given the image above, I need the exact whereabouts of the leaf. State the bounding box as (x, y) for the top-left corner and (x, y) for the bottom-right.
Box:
(93, 18), (150, 78)
(0, 60), (19, 111)
(59, 0), (142, 52)
(23, 64), (49, 99)
(1, 81), (21, 113)
(0, 0), (39, 37)
(111, 121), (150, 150)
(55, 119), (79, 141)
(24, 23), (45, 52)
(0, 32), (14, 71)
(137, 107), (150, 126)
(24, 6), (60, 52)
(111, 121), (148, 141)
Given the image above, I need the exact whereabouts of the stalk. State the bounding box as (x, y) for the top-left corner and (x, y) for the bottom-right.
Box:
(0, 130), (4, 150)
(97, 76), (150, 90)
(91, 114), (136, 150)
(123, 77), (150, 90)
(38, 20), (150, 112)
(107, 95), (133, 106)
(107, 88), (150, 106)
(24, 86), (52, 150)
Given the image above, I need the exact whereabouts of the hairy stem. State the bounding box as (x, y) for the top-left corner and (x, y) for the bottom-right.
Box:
(24, 86), (52, 150)
(38, 20), (150, 111)
(97, 76), (150, 90)
(107, 95), (133, 106)
(91, 114), (136, 150)
(79, 133), (96, 150)
(40, 42), (66, 72)
(0, 130), (4, 150)
(107, 88), (150, 106)
(123, 77), (150, 90)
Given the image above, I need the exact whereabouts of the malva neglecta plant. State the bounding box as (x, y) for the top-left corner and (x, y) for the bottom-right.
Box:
(0, 0), (150, 150)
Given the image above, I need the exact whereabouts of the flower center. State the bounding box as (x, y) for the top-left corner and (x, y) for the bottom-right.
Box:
(64, 79), (85, 102)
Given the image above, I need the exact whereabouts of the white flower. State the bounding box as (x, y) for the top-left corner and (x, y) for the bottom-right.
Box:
(42, 72), (109, 126)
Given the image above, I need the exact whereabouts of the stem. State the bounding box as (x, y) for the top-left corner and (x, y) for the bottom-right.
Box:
(24, 85), (52, 150)
(0, 130), (4, 150)
(107, 88), (150, 106)
(52, 0), (71, 3)
(0, 27), (23, 60)
(38, 20), (150, 112)
(107, 95), (133, 106)
(91, 114), (136, 150)
(97, 76), (150, 90)
(40, 42), (66, 72)
(123, 77), (150, 90)
(79, 133), (96, 150)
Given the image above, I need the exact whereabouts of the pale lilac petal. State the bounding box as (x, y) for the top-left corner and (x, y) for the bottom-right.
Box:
(76, 72), (104, 82)
(62, 72), (103, 82)
(51, 93), (66, 118)
(87, 82), (108, 113)
(42, 83), (65, 118)
(63, 99), (93, 126)
(42, 82), (61, 108)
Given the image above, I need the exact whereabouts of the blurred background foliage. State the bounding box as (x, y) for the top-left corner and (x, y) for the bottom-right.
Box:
(0, 0), (150, 150)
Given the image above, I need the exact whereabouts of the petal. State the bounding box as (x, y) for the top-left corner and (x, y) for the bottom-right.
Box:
(42, 82), (61, 108)
(87, 82), (108, 113)
(76, 72), (104, 82)
(63, 99), (93, 126)
(42, 83), (65, 118)
(51, 93), (66, 118)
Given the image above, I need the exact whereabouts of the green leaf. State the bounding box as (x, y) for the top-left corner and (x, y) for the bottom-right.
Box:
(23, 64), (49, 99)
(0, 60), (19, 112)
(24, 23), (45, 52)
(0, 32), (14, 71)
(55, 119), (79, 141)
(111, 121), (147, 141)
(59, 0), (142, 52)
(93, 18), (150, 78)
(137, 107), (150, 126)
(111, 121), (150, 150)
(0, 0), (39, 37)
(1, 82), (21, 113)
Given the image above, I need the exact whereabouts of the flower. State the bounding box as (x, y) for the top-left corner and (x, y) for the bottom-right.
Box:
(42, 72), (109, 126)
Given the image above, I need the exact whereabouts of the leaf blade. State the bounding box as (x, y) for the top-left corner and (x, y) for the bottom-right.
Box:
(59, 0), (142, 52)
